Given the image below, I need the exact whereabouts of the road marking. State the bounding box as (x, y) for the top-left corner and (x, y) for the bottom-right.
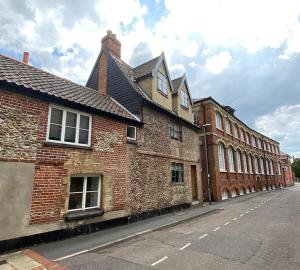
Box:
(250, 208), (254, 211)
(199, 234), (208, 239)
(240, 214), (244, 217)
(180, 243), (191, 250)
(254, 206), (258, 209)
(151, 256), (168, 266)
(245, 211), (249, 214)
(233, 217), (238, 220)
(213, 227), (220, 231)
(184, 231), (192, 235)
(224, 222), (230, 226)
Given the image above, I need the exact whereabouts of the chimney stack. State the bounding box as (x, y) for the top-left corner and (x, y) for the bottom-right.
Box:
(101, 30), (121, 58)
(23, 52), (30, 64)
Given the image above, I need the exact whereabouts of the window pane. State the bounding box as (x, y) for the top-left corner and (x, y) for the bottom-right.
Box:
(66, 111), (77, 127)
(49, 124), (62, 141)
(85, 192), (98, 208)
(80, 115), (89, 130)
(64, 127), (76, 143)
(127, 126), (136, 139)
(70, 177), (84, 192)
(68, 193), (83, 210)
(86, 177), (99, 191)
(50, 108), (63, 124)
(79, 129), (89, 144)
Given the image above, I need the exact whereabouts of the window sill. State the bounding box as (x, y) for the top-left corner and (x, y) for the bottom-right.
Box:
(172, 182), (185, 186)
(180, 105), (189, 111)
(44, 141), (93, 150)
(127, 139), (138, 145)
(220, 170), (227, 173)
(65, 209), (104, 222)
(157, 89), (168, 98)
(216, 127), (224, 132)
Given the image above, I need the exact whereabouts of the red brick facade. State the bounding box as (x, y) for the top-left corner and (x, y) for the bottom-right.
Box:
(281, 152), (294, 186)
(193, 98), (284, 201)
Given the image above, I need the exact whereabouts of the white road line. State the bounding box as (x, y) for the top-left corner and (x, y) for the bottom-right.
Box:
(240, 214), (244, 217)
(233, 217), (238, 221)
(224, 222), (230, 226)
(184, 231), (192, 235)
(250, 208), (254, 211)
(151, 256), (168, 266)
(199, 233), (208, 239)
(254, 207), (258, 209)
(180, 243), (191, 250)
(213, 227), (220, 232)
(245, 211), (249, 214)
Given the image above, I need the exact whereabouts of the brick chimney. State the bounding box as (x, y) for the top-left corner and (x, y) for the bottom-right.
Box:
(98, 30), (121, 95)
(23, 52), (29, 64)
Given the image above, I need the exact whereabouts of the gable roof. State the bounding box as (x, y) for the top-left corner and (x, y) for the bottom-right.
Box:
(132, 55), (161, 80)
(0, 54), (140, 124)
(171, 74), (193, 104)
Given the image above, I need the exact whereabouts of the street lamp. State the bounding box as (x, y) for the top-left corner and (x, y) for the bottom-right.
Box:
(203, 123), (212, 205)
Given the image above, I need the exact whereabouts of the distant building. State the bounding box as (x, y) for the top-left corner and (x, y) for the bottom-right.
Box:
(280, 152), (294, 186)
(193, 97), (284, 201)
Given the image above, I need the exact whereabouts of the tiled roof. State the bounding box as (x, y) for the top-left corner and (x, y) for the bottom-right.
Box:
(132, 55), (160, 80)
(0, 54), (139, 122)
(172, 76), (183, 94)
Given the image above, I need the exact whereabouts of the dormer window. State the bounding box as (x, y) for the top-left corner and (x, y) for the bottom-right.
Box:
(180, 90), (189, 108)
(157, 72), (167, 95)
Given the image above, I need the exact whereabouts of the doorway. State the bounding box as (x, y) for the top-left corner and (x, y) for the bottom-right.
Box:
(191, 165), (198, 201)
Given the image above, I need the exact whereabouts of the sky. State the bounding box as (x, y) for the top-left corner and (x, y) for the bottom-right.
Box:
(0, 0), (299, 157)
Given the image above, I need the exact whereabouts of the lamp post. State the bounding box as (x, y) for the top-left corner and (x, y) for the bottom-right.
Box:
(203, 123), (212, 205)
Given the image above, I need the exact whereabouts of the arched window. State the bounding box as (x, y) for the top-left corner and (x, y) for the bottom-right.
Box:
(270, 160), (274, 175)
(248, 155), (253, 174)
(222, 189), (229, 200)
(278, 162), (281, 175)
(254, 156), (259, 174)
(240, 129), (245, 142)
(215, 112), (223, 130)
(234, 124), (239, 139)
(231, 188), (238, 197)
(228, 147), (235, 172)
(225, 119), (231, 134)
(251, 136), (257, 147)
(236, 150), (242, 173)
(246, 133), (250, 144)
(257, 138), (262, 149)
(260, 157), (265, 174)
(263, 141), (267, 150)
(243, 152), (248, 173)
(266, 159), (270, 175)
(218, 143), (226, 171)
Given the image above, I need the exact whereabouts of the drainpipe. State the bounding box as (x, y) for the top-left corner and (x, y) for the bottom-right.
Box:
(203, 123), (212, 204)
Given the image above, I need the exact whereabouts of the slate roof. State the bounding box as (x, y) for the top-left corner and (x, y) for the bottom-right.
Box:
(0, 54), (139, 122)
(171, 76), (184, 94)
(132, 56), (160, 80)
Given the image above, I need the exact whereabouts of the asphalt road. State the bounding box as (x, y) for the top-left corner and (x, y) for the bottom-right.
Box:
(61, 184), (300, 270)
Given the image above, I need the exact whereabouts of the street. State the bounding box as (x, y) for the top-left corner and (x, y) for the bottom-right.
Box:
(59, 184), (300, 270)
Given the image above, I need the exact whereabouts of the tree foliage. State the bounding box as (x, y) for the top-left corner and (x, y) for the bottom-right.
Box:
(292, 158), (300, 177)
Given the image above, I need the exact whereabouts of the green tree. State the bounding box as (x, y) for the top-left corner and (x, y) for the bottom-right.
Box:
(292, 158), (300, 177)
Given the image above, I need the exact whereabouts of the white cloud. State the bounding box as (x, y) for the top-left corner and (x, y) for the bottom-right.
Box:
(182, 41), (199, 58)
(254, 104), (300, 157)
(205, 51), (232, 74)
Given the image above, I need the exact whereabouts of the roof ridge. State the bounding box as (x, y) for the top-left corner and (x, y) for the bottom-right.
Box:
(0, 54), (103, 96)
(132, 54), (160, 70)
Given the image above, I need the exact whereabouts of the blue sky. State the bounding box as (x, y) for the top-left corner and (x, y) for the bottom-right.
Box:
(0, 0), (299, 157)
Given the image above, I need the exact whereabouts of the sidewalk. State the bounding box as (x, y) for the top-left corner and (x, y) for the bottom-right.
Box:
(0, 249), (68, 270)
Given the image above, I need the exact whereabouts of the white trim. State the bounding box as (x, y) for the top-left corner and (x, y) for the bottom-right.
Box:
(109, 97), (140, 122)
(127, 125), (137, 141)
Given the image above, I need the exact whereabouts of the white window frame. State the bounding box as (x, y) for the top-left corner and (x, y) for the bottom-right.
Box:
(157, 72), (167, 95)
(254, 156), (259, 174)
(270, 160), (274, 175)
(248, 155), (253, 174)
(236, 151), (242, 173)
(257, 138), (262, 149)
(240, 129), (245, 142)
(215, 112), (223, 130)
(278, 163), (281, 175)
(266, 159), (270, 175)
(47, 105), (92, 147)
(246, 133), (250, 145)
(260, 157), (265, 174)
(225, 119), (231, 134)
(127, 125), (137, 141)
(180, 90), (189, 108)
(218, 143), (226, 172)
(228, 147), (235, 172)
(68, 175), (101, 212)
(234, 125), (239, 139)
(252, 136), (257, 147)
(243, 153), (248, 173)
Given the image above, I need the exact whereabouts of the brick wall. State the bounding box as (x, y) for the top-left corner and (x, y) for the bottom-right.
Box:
(0, 87), (129, 225)
(127, 105), (202, 213)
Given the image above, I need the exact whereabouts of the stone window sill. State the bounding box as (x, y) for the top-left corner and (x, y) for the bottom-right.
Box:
(44, 141), (93, 150)
(65, 209), (104, 222)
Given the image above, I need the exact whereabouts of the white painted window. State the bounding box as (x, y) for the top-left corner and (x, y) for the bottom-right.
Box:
(47, 106), (91, 146)
(236, 151), (242, 173)
(270, 160), (274, 175)
(272, 184), (276, 189)
(234, 125), (239, 139)
(240, 188), (244, 195)
(215, 112), (223, 130)
(68, 176), (100, 211)
(231, 188), (237, 197)
(251, 136), (257, 147)
(251, 186), (255, 192)
(257, 138), (262, 149)
(157, 72), (167, 94)
(127, 126), (136, 141)
(218, 143), (226, 171)
(266, 159), (270, 175)
(243, 153), (248, 173)
(263, 141), (267, 150)
(263, 185), (267, 191)
(246, 187), (250, 194)
(246, 133), (250, 144)
(254, 156), (259, 174)
(278, 163), (281, 175)
(225, 119), (231, 134)
(260, 157), (265, 174)
(240, 129), (245, 142)
(222, 190), (229, 200)
(193, 112), (198, 125)
(267, 143), (271, 152)
(228, 147), (235, 172)
(248, 155), (253, 174)
(180, 90), (189, 108)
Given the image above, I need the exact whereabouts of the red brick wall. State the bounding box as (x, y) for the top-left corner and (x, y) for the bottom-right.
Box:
(0, 88), (129, 225)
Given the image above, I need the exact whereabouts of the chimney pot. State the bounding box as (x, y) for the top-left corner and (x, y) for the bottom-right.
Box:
(23, 52), (29, 64)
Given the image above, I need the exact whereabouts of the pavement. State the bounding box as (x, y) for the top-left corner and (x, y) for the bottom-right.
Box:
(2, 185), (298, 269)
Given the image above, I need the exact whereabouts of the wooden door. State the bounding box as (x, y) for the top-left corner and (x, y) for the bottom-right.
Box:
(191, 165), (198, 200)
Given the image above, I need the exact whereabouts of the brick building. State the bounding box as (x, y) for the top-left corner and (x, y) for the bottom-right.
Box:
(280, 151), (294, 186)
(86, 31), (202, 215)
(0, 53), (142, 242)
(192, 97), (284, 201)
